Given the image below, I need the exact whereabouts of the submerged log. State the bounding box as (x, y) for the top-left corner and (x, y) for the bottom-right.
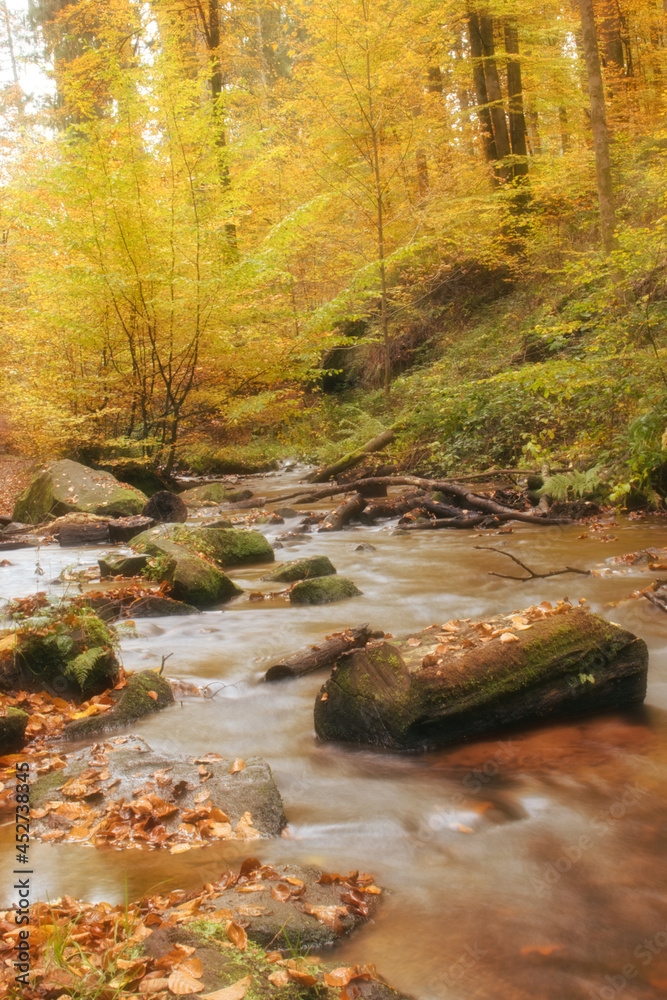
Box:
(319, 492), (367, 532)
(395, 515), (489, 530)
(313, 608), (648, 750)
(265, 624), (384, 681)
(307, 427), (396, 483)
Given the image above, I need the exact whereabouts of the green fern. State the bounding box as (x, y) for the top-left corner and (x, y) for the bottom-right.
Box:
(538, 465), (605, 502)
(65, 646), (107, 688)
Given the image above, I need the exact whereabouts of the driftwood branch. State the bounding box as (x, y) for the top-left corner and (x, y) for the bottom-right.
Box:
(306, 427), (396, 483)
(265, 624), (383, 681)
(474, 546), (591, 581)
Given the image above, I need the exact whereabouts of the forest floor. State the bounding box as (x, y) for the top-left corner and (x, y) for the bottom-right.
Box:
(0, 456), (34, 516)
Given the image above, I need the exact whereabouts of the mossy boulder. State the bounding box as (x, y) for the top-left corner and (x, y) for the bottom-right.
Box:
(0, 707), (29, 753)
(179, 483), (253, 506)
(65, 670), (174, 738)
(0, 606), (120, 699)
(140, 538), (242, 607)
(265, 555), (337, 583)
(314, 609), (648, 750)
(98, 553), (150, 578)
(290, 576), (361, 604)
(133, 524), (274, 570)
(13, 460), (147, 524)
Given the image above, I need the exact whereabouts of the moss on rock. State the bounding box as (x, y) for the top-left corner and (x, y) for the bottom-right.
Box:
(265, 555), (336, 583)
(133, 524), (274, 570)
(1, 606), (120, 699)
(179, 483), (253, 505)
(0, 707), (29, 753)
(65, 669), (174, 738)
(13, 460), (146, 523)
(290, 576), (361, 605)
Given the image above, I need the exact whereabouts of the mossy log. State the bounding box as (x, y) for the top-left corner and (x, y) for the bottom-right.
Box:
(265, 624), (383, 681)
(314, 609), (648, 750)
(306, 427), (397, 483)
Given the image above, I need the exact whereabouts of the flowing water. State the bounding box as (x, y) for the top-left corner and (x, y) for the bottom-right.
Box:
(2, 468), (667, 999)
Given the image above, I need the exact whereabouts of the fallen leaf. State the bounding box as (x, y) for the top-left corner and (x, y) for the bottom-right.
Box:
(167, 969), (205, 994)
(201, 976), (252, 1000)
(267, 969), (290, 987)
(519, 945), (564, 957)
(303, 902), (348, 933)
(229, 758), (245, 774)
(287, 968), (318, 986)
(499, 633), (519, 643)
(146, 691), (158, 701)
(225, 921), (248, 951)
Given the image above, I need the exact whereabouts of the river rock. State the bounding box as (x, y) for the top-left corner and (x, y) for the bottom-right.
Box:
(179, 483), (253, 506)
(31, 737), (286, 844)
(0, 708), (29, 753)
(290, 576), (362, 604)
(64, 669), (174, 738)
(265, 555), (337, 583)
(13, 460), (147, 524)
(142, 490), (188, 523)
(314, 607), (649, 750)
(0, 607), (120, 699)
(141, 538), (242, 607)
(81, 591), (199, 621)
(108, 515), (156, 543)
(98, 553), (150, 578)
(132, 524), (274, 569)
(171, 860), (381, 950)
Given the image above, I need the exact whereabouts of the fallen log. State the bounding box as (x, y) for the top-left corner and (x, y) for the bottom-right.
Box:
(362, 491), (425, 521)
(219, 496), (267, 511)
(397, 499), (467, 523)
(313, 608), (648, 750)
(278, 475), (574, 526)
(265, 624), (384, 681)
(59, 523), (111, 547)
(318, 492), (367, 532)
(395, 515), (489, 530)
(307, 427), (396, 483)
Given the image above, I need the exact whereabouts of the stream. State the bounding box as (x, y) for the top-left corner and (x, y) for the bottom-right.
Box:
(2, 466), (667, 1000)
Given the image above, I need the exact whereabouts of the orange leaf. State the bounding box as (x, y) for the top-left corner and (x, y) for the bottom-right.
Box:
(267, 969), (290, 987)
(167, 969), (205, 994)
(287, 969), (318, 986)
(229, 758), (245, 774)
(225, 921), (248, 951)
(201, 977), (252, 1000)
(146, 691), (158, 701)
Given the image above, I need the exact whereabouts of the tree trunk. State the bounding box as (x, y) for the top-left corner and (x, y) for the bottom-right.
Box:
(559, 105), (571, 153)
(478, 13), (511, 176)
(600, 0), (626, 72)
(577, 0), (617, 252)
(265, 625), (383, 682)
(504, 21), (529, 182)
(467, 10), (499, 181)
(206, 0), (237, 250)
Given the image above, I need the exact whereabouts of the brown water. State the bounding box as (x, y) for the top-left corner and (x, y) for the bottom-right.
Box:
(2, 469), (667, 1000)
